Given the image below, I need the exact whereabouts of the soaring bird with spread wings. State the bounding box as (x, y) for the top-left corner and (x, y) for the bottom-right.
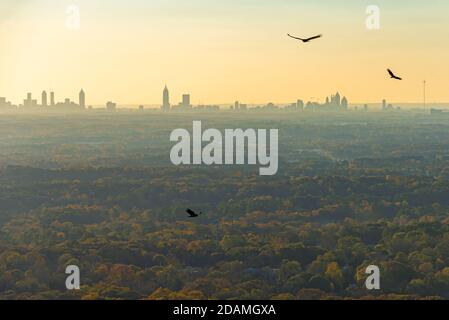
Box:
(387, 69), (403, 80)
(186, 208), (202, 218)
(287, 33), (322, 43)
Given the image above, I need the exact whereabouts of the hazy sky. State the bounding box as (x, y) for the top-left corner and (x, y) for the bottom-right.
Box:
(1, 0), (449, 105)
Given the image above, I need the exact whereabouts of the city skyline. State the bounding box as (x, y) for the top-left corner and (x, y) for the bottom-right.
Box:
(9, 88), (87, 110)
(3, 86), (437, 113)
(1, 1), (449, 104)
(1, 82), (446, 110)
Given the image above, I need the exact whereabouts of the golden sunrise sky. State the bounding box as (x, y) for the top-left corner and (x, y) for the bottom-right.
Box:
(1, 0), (449, 106)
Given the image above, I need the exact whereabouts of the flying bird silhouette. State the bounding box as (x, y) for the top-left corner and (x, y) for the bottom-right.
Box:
(287, 33), (322, 43)
(387, 69), (402, 80)
(186, 208), (202, 218)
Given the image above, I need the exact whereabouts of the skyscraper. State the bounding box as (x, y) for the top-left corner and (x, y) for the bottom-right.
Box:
(79, 89), (86, 109)
(335, 92), (341, 106)
(42, 91), (47, 107)
(0, 97), (6, 108)
(182, 94), (191, 108)
(24, 93), (37, 108)
(162, 86), (170, 111)
(50, 92), (55, 106)
(341, 97), (348, 109)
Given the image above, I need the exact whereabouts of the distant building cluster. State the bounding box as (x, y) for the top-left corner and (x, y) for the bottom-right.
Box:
(3, 85), (441, 114)
(305, 92), (348, 112)
(106, 101), (117, 111)
(0, 90), (126, 112)
(160, 86), (220, 112)
(159, 87), (351, 113)
(382, 99), (401, 111)
(229, 92), (347, 112)
(0, 97), (14, 109)
(0, 90), (87, 111)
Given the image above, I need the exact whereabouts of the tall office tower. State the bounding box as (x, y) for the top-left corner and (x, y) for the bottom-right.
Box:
(335, 92), (341, 106)
(50, 92), (55, 106)
(42, 91), (48, 107)
(79, 89), (86, 108)
(235, 101), (240, 110)
(162, 86), (170, 111)
(182, 94), (191, 108)
(341, 97), (348, 109)
(297, 99), (304, 110)
(382, 99), (387, 110)
(24, 93), (37, 108)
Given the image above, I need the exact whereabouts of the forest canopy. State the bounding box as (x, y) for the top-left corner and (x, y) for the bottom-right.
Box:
(0, 112), (448, 300)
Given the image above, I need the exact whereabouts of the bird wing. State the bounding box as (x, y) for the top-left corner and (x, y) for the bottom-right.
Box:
(186, 209), (196, 216)
(387, 69), (396, 77)
(287, 34), (304, 41)
(388, 69), (402, 80)
(306, 34), (322, 41)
